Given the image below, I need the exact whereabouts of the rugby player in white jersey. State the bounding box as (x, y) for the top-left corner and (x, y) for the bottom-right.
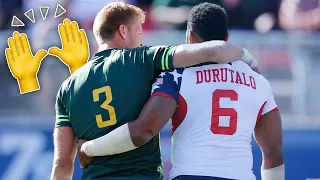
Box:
(78, 2), (284, 180)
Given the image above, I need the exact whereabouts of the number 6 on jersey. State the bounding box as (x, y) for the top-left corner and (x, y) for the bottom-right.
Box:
(92, 86), (117, 128)
(211, 89), (238, 135)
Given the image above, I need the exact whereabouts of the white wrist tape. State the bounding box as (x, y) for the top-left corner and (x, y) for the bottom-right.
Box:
(241, 48), (258, 68)
(81, 123), (137, 157)
(261, 164), (285, 180)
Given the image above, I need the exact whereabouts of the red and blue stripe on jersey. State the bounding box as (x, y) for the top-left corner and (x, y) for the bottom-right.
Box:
(151, 68), (187, 133)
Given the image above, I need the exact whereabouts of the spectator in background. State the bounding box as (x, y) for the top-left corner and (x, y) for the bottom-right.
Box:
(0, 0), (26, 65)
(149, 0), (281, 31)
(69, 0), (137, 30)
(150, 0), (223, 30)
(22, 0), (72, 115)
(134, 0), (154, 30)
(0, 0), (30, 115)
(279, 0), (320, 114)
(243, 0), (281, 33)
(24, 0), (71, 50)
(0, 0), (25, 30)
(223, 0), (246, 29)
(279, 0), (320, 31)
(222, 0), (281, 32)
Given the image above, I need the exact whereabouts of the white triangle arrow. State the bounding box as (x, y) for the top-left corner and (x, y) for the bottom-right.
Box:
(39, 6), (49, 20)
(54, 4), (66, 18)
(24, 9), (35, 23)
(11, 16), (25, 27)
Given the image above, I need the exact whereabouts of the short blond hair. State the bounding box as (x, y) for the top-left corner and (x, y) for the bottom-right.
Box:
(93, 2), (145, 41)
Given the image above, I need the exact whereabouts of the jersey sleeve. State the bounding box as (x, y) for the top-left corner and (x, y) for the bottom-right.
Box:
(131, 46), (177, 80)
(55, 84), (71, 128)
(150, 69), (184, 103)
(261, 81), (279, 115)
(261, 94), (279, 115)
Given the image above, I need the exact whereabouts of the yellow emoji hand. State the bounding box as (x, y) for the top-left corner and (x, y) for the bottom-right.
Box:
(5, 31), (47, 94)
(49, 18), (89, 74)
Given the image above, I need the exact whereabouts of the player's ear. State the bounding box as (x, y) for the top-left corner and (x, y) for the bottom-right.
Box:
(119, 24), (127, 40)
(225, 32), (229, 41)
(189, 30), (196, 44)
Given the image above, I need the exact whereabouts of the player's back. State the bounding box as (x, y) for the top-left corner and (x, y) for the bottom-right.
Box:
(169, 61), (275, 180)
(57, 47), (174, 180)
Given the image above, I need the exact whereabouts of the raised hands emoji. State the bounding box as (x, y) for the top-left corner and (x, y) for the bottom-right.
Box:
(49, 18), (89, 74)
(5, 31), (47, 94)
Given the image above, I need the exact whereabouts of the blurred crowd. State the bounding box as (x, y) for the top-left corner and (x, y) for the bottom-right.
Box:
(0, 0), (319, 32)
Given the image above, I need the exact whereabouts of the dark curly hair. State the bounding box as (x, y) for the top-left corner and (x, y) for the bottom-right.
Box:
(187, 2), (228, 41)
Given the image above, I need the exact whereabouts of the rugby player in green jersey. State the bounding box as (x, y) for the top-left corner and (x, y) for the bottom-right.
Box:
(50, 2), (257, 180)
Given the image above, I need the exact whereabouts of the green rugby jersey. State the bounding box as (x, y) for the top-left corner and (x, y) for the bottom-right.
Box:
(55, 46), (176, 180)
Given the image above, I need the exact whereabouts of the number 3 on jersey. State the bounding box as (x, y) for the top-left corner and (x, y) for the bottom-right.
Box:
(211, 89), (238, 135)
(92, 86), (117, 128)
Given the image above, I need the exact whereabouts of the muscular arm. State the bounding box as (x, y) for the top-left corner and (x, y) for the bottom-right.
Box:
(139, 42), (258, 82)
(129, 96), (177, 146)
(254, 110), (284, 180)
(81, 96), (176, 156)
(172, 41), (255, 68)
(51, 127), (77, 180)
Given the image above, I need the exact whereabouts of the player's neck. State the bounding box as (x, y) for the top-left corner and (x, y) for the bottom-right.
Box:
(98, 41), (126, 52)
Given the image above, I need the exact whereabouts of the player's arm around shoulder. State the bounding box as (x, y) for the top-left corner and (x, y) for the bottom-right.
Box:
(254, 80), (284, 180)
(172, 41), (258, 69)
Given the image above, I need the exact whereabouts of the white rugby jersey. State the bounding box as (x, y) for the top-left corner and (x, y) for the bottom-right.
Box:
(151, 60), (279, 180)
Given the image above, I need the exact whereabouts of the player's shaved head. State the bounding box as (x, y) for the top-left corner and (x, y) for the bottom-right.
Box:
(188, 2), (228, 42)
(93, 2), (145, 43)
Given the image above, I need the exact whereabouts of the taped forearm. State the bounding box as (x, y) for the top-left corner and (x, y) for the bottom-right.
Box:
(241, 48), (257, 68)
(81, 123), (137, 157)
(261, 164), (285, 180)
